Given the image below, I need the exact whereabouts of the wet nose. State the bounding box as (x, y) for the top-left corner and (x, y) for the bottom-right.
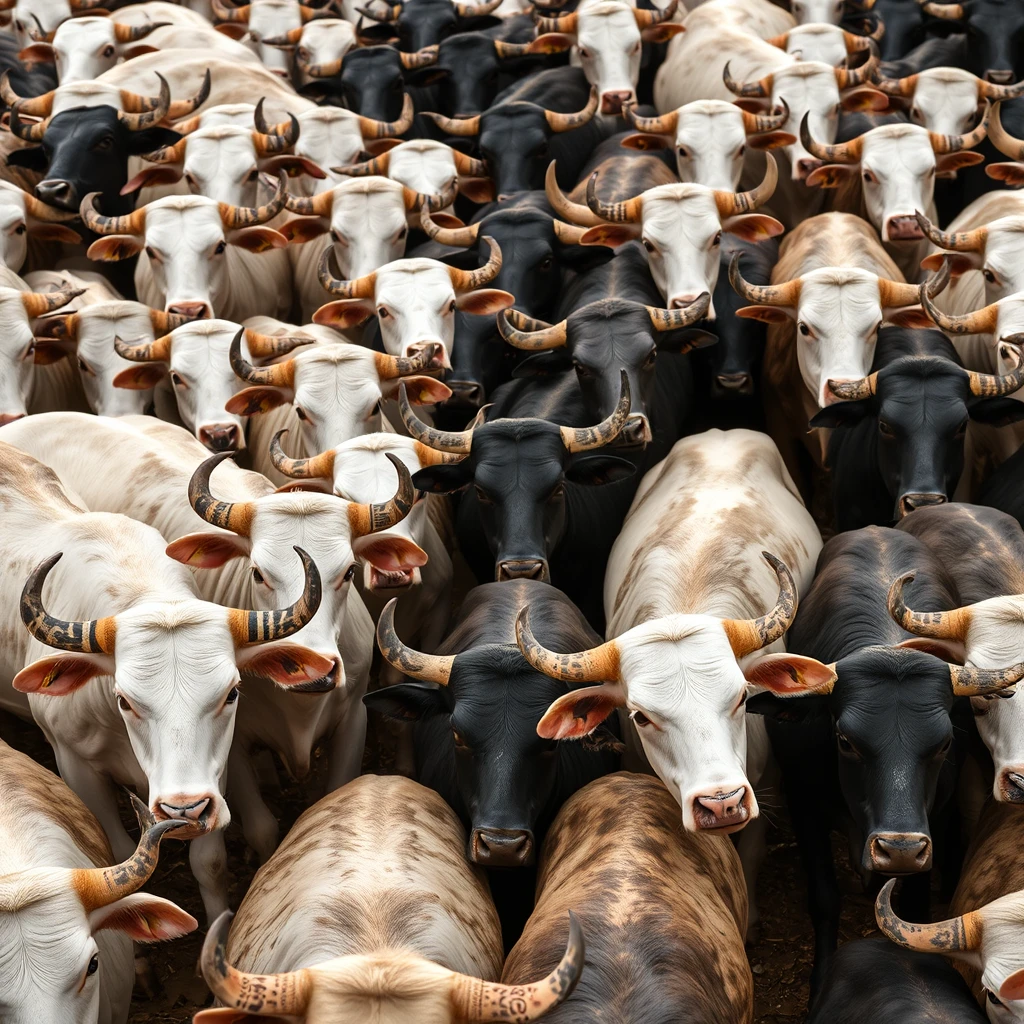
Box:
(692, 786), (751, 832)
(36, 179), (78, 211)
(998, 770), (1024, 803)
(795, 157), (822, 180)
(155, 795), (213, 823)
(446, 379), (482, 407)
(670, 294), (703, 310)
(619, 414), (652, 445)
(167, 301), (212, 320)
(716, 372), (752, 393)
(199, 423), (241, 452)
(496, 559), (549, 582)
(886, 215), (925, 241)
(898, 492), (946, 518)
(601, 90), (634, 115)
(986, 69), (1015, 84)
(0, 412), (26, 426)
(470, 828), (535, 867)
(868, 832), (932, 873)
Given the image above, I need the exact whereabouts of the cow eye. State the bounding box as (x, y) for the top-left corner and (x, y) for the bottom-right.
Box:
(988, 991), (1006, 1009)
(677, 145), (690, 158)
(642, 238), (655, 253)
(116, 694), (134, 714)
(643, 349), (656, 368)
(378, 307), (390, 319)
(711, 231), (722, 248)
(77, 356), (95, 377)
(331, 229), (347, 245)
(798, 322), (811, 337)
(578, 45), (591, 58)
(214, 241), (227, 255)
(935, 736), (952, 758)
(23, 341), (34, 360)
(549, 481), (566, 502)
(252, 567), (265, 584)
(344, 564), (357, 583)
(538, 255), (553, 271)
(630, 709), (652, 727)
(863, 169), (877, 184)
(224, 687), (240, 705)
(474, 485), (493, 505)
(910, 106), (923, 122)
(878, 420), (895, 438)
(246, 169), (258, 183)
(983, 268), (997, 284)
(955, 418), (968, 438)
(295, 406), (309, 422)
(13, 223), (25, 236)
(102, 44), (115, 58)
(737, 144), (746, 158)
(145, 246), (159, 262)
(87, 954), (99, 977)
(170, 372), (187, 388)
(447, 299), (457, 314)
(396, 226), (407, 241)
(836, 731), (860, 758)
(93, 137), (113, 152)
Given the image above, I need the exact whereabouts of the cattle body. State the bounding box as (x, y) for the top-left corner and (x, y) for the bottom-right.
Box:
(0, 741), (197, 1024)
(196, 774), (582, 1023)
(0, 438), (335, 918)
(503, 773), (752, 1024)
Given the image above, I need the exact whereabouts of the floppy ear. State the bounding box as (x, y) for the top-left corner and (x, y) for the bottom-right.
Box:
(13, 654), (112, 696)
(736, 305), (792, 323)
(121, 166), (183, 195)
(537, 683), (626, 740)
(565, 455), (636, 486)
(528, 32), (574, 52)
(17, 43), (56, 65)
(841, 86), (888, 112)
(657, 327), (719, 354)
(312, 299), (376, 329)
(987, 162), (1024, 186)
(260, 155), (327, 179)
(746, 130), (796, 150)
(621, 132), (671, 151)
(744, 653), (836, 695)
(806, 164), (859, 189)
(237, 644), (336, 686)
(580, 224), (641, 247)
(921, 252), (979, 276)
(809, 400), (870, 429)
(936, 151), (985, 174)
(28, 224), (81, 243)
(279, 217), (329, 244)
(32, 341), (74, 365)
(1000, 968), (1024, 1003)
(642, 21), (685, 41)
(723, 214), (784, 241)
(88, 236), (144, 262)
(352, 533), (429, 571)
(7, 147), (49, 172)
(456, 288), (514, 314)
(229, 227), (288, 253)
(381, 375), (453, 404)
(90, 894), (197, 943)
(113, 365), (166, 390)
(165, 532), (249, 568)
(225, 386), (292, 416)
(885, 307), (935, 329)
(459, 177), (495, 203)
(895, 637), (966, 663)
(363, 683), (449, 720)
(412, 462), (473, 493)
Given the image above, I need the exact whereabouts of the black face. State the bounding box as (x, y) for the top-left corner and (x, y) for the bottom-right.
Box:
(477, 103), (554, 199)
(336, 46), (408, 122)
(435, 33), (503, 116)
(7, 107), (180, 216)
(959, 0), (1024, 81)
(873, 0), (927, 62)
(395, 0), (480, 51)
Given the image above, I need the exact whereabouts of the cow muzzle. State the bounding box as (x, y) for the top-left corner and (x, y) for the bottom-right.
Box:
(155, 794), (215, 827)
(691, 785), (752, 833)
(601, 90), (635, 115)
(496, 559), (550, 582)
(715, 373), (753, 396)
(36, 179), (79, 212)
(199, 423), (243, 452)
(997, 769), (1024, 804)
(167, 301), (213, 320)
(867, 831), (932, 874)
(897, 492), (946, 519)
(470, 827), (535, 867)
(445, 379), (483, 408)
(618, 414), (652, 447)
(885, 215), (926, 242)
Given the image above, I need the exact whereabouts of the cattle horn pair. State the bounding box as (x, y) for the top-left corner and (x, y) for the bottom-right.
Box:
(765, 28), (875, 52)
(201, 908), (584, 1020)
(535, 0), (677, 35)
(336, 144), (486, 180)
(36, 307), (197, 345)
(424, 88), (598, 138)
(418, 205), (586, 247)
(115, 325), (308, 365)
(887, 574), (1024, 695)
(724, 56), (878, 99)
(286, 176), (456, 217)
(21, 285), (86, 319)
(874, 69), (1024, 101)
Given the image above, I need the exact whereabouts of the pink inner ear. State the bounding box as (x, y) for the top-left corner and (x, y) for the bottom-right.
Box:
(354, 534), (429, 571)
(165, 533), (247, 568)
(537, 685), (622, 740)
(1001, 967), (1024, 1002)
(13, 655), (106, 695)
(240, 644), (336, 687)
(91, 894), (197, 943)
(745, 653), (836, 695)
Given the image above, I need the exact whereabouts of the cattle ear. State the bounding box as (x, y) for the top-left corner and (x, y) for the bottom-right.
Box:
(528, 31), (574, 53)
(841, 86), (888, 112)
(412, 462), (473, 493)
(90, 894), (196, 943)
(456, 288), (514, 315)
(987, 162), (1024, 186)
(279, 217), (329, 244)
(352, 533), (429, 571)
(459, 177), (495, 203)
(885, 307), (934, 329)
(744, 652), (837, 695)
(806, 164), (859, 189)
(1000, 968), (1024, 1003)
(87, 235), (144, 262)
(642, 21), (685, 41)
(17, 43), (56, 65)
(736, 304), (791, 323)
(6, 147), (48, 172)
(121, 166), (183, 195)
(122, 43), (160, 60)
(405, 67), (450, 87)
(166, 532), (249, 568)
(125, 127), (182, 156)
(809, 400), (870, 429)
(32, 341), (73, 365)
(237, 644), (336, 687)
(580, 224), (641, 247)
(921, 252), (979, 276)
(113, 365), (165, 390)
(381, 375), (453, 404)
(723, 213), (784, 241)
(260, 155), (328, 180)
(229, 227), (288, 253)
(936, 151), (985, 173)
(512, 351), (572, 378)
(565, 454), (636, 486)
(13, 654), (111, 696)
(895, 637), (966, 663)
(28, 224), (81, 244)
(746, 130), (796, 151)
(363, 683), (449, 721)
(312, 299), (375, 329)
(216, 21), (250, 39)
(537, 683), (626, 740)
(969, 396), (1024, 427)
(621, 132), (670, 151)
(225, 386), (291, 416)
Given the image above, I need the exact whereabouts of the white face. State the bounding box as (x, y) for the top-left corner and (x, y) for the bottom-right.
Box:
(909, 70), (982, 135)
(0, 288), (39, 424)
(385, 143), (459, 204)
(249, 0), (302, 75)
(790, 0), (845, 23)
(975, 221), (1024, 303)
(791, 268), (883, 406)
(973, 900), (1024, 1023)
(295, 110), (366, 189)
(673, 103), (749, 191)
(50, 17), (119, 84)
(329, 182), (410, 280)
(782, 24), (849, 65)
(771, 63), (843, 179)
(373, 260), (458, 361)
(0, 185), (30, 273)
(13, 0), (70, 42)
(76, 304), (160, 416)
(616, 616), (755, 831)
(198, 104), (258, 130)
(182, 128), (262, 207)
(296, 18), (356, 75)
(859, 126), (938, 243)
(574, 2), (643, 114)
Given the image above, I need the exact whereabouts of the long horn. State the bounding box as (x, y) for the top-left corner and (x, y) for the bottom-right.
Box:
(334, 152), (391, 176)
(79, 192), (147, 237)
(113, 21), (170, 43)
(141, 135), (189, 165)
(348, 452), (415, 535)
(450, 148), (488, 177)
(404, 178), (458, 213)
(117, 74), (171, 132)
(187, 452), (255, 536)
(166, 68), (211, 121)
(559, 369), (630, 452)
(150, 308), (198, 334)
(872, 71), (918, 97)
(399, 45), (439, 69)
(263, 26), (304, 46)
(842, 29), (874, 51)
(422, 111), (481, 137)
(950, 661), (1024, 697)
(493, 39), (533, 58)
(535, 10), (577, 33)
(359, 93), (414, 138)
(23, 192), (79, 223)
(876, 878), (980, 953)
(914, 210), (986, 252)
(740, 98), (790, 134)
(73, 794), (199, 912)
(920, 287), (998, 336)
(585, 172), (642, 224)
(252, 99), (299, 154)
(244, 328), (309, 360)
(377, 597), (456, 683)
(317, 245), (376, 299)
(229, 327), (295, 389)
(827, 372), (878, 401)
(201, 911), (312, 1014)
(21, 553), (116, 654)
(269, 430), (337, 480)
(546, 161), (602, 227)
(879, 260), (951, 309)
(218, 173), (286, 228)
(729, 252), (801, 307)
(799, 111), (863, 162)
(114, 332), (171, 363)
(516, 605), (619, 682)
(988, 101), (1024, 160)
(545, 88), (598, 133)
(714, 152), (777, 217)
(356, 0), (402, 21)
(966, 342), (1024, 396)
(553, 219), (588, 244)
(721, 551), (799, 659)
(21, 285), (86, 319)
(419, 204), (480, 246)
(887, 572), (971, 641)
(398, 382), (473, 453)
(929, 100), (990, 154)
(211, 0), (251, 22)
(834, 54), (878, 90)
(633, 0), (677, 27)
(227, 545), (323, 645)
(498, 308), (568, 350)
(452, 912), (586, 1020)
(373, 347), (441, 378)
(723, 61), (771, 98)
(448, 235), (502, 291)
(646, 291), (711, 330)
(9, 107), (51, 142)
(979, 76), (1024, 101)
(626, 106), (678, 135)
(284, 188), (333, 217)
(1, 72), (55, 116)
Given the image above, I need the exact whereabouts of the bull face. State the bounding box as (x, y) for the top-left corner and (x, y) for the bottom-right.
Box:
(477, 104), (558, 198)
(337, 47), (409, 123)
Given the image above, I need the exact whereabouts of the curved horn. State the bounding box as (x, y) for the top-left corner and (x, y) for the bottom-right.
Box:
(740, 98), (790, 134)
(922, 1), (964, 18)
(20, 285), (86, 319)
(879, 261), (949, 309)
(546, 161), (602, 227)
(283, 187), (333, 217)
(721, 551), (799, 659)
(269, 430), (336, 480)
(535, 10), (577, 33)
(263, 26), (304, 46)
(914, 210), (986, 252)
(448, 235), (502, 291)
(113, 332), (171, 363)
(244, 328), (309, 360)
(887, 572), (971, 640)
(646, 291), (711, 331)
(187, 452), (255, 536)
(834, 54), (878, 89)
(117, 73), (171, 132)
(827, 373), (878, 401)
(799, 111), (863, 162)
(493, 39), (533, 58)
(626, 105), (678, 135)
(398, 382), (473, 453)
(149, 308), (198, 334)
(723, 60), (771, 98)
(553, 218), (588, 244)
(950, 661), (1024, 697)
(9, 108), (50, 142)
(211, 0), (251, 22)
(967, 342), (1024, 396)
(633, 0), (677, 27)
(359, 93), (415, 138)
(317, 245), (376, 298)
(714, 152), (777, 217)
(497, 308), (568, 350)
(404, 178), (459, 212)
(399, 44), (439, 69)
(454, 0), (502, 15)
(979, 76), (1024, 101)
(377, 597), (456, 683)
(920, 287), (998, 336)
(419, 204), (481, 246)
(585, 172), (642, 223)
(545, 88), (598, 133)
(1, 73), (55, 117)
(141, 135), (189, 165)
(253, 99), (299, 153)
(422, 110), (481, 137)
(929, 100), (990, 154)
(516, 605), (619, 682)
(227, 546), (322, 644)
(334, 152), (391, 177)
(729, 252), (801, 307)
(201, 911), (312, 1014)
(559, 369), (630, 452)
(452, 912), (585, 1020)
(348, 452), (415, 536)
(113, 21), (170, 43)
(871, 71), (918, 97)
(875, 878), (980, 953)
(20, 553), (116, 655)
(450, 148), (489, 177)
(356, 1), (401, 21)
(219, 173), (286, 228)
(842, 29), (874, 51)
(166, 68), (211, 121)
(988, 101), (1024, 160)
(229, 327), (295, 389)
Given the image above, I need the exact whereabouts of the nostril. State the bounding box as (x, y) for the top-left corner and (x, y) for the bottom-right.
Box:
(716, 373), (751, 391)
(36, 180), (77, 211)
(986, 69), (1015, 84)
(869, 832), (932, 872)
(1001, 771), (1024, 803)
(898, 493), (947, 518)
(167, 302), (211, 320)
(199, 424), (240, 452)
(157, 797), (211, 822)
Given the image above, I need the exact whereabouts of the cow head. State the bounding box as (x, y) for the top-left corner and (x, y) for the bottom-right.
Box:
(10, 0), (108, 46)
(330, 45), (437, 124)
(921, 283), (1024, 376)
(358, 0), (503, 53)
(212, 0), (333, 77)
(918, 0), (1024, 84)
(766, 23), (881, 65)
(0, 181), (79, 272)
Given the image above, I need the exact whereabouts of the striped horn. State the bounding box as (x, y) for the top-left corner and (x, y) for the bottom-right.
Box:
(263, 26), (303, 45)
(201, 912), (311, 1015)
(723, 61), (772, 98)
(451, 912), (585, 1020)
(633, 0), (677, 28)
(188, 451), (255, 536)
(498, 308), (568, 350)
(1, 73), (55, 116)
(879, 261), (949, 310)
(920, 287), (998, 335)
(419, 204), (480, 246)
(141, 135), (189, 165)
(398, 382), (474, 453)
(253, 99), (299, 146)
(827, 373), (878, 401)
(356, 1), (401, 21)
(516, 605), (620, 682)
(929, 100), (990, 154)
(921, 1), (964, 18)
(21, 285), (85, 319)
(876, 879), (980, 952)
(714, 152), (777, 216)
(269, 430), (336, 480)
(423, 111), (481, 137)
(887, 572), (972, 640)
(150, 308), (197, 333)
(834, 54), (878, 90)
(377, 597), (456, 683)
(373, 346), (440, 377)
(454, 0), (502, 15)
(9, 106), (51, 143)
(244, 328), (309, 360)
(117, 73), (170, 132)
(399, 45), (439, 69)
(73, 794), (199, 912)
(20, 553), (117, 655)
(317, 245), (376, 298)
(113, 21), (170, 43)
(721, 551), (799, 659)
(284, 188), (333, 216)
(360, 93), (415, 138)
(647, 291), (711, 330)
(966, 342), (1024, 396)
(404, 178), (458, 212)
(211, 0), (251, 22)
(914, 210), (986, 252)
(23, 191), (78, 223)
(585, 172), (642, 223)
(79, 192), (147, 236)
(979, 76), (1024, 101)
(448, 235), (502, 291)
(989, 101), (1024, 159)
(546, 161), (602, 226)
(166, 68), (211, 121)
(450, 148), (488, 177)
(800, 111), (863, 162)
(219, 173), (286, 228)
(545, 88), (598, 133)
(842, 29), (874, 50)
(229, 327), (295, 389)
(348, 452), (414, 535)
(553, 219), (588, 244)
(535, 10), (577, 33)
(493, 39), (532, 58)
(950, 661), (1024, 697)
(729, 252), (801, 307)
(741, 98), (790, 134)
(559, 370), (630, 451)
(626, 106), (678, 135)
(113, 332), (172, 363)
(335, 151), (391, 176)
(872, 71), (918, 96)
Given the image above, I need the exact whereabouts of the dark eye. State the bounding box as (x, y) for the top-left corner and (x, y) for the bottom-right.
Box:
(677, 145), (689, 158)
(13, 223), (25, 236)
(252, 567), (265, 584)
(630, 709), (652, 727)
(224, 687), (240, 705)
(955, 419), (968, 438)
(642, 238), (654, 253)
(295, 407), (308, 422)
(145, 246), (158, 261)
(935, 736), (952, 758)
(572, 359), (591, 378)
(77, 356), (93, 376)
(988, 991), (1005, 1009)
(378, 307), (390, 319)
(102, 44), (115, 58)
(737, 144), (746, 158)
(344, 564), (357, 582)
(170, 371), (186, 388)
(87, 955), (99, 977)
(837, 731), (859, 757)
(116, 694), (132, 713)
(798, 322), (811, 337)
(396, 226), (407, 241)
(538, 255), (553, 272)
(93, 137), (113, 152)
(879, 420), (895, 438)
(711, 231), (722, 248)
(214, 241), (227, 255)
(983, 268), (997, 284)
(447, 299), (456, 314)
(549, 481), (565, 502)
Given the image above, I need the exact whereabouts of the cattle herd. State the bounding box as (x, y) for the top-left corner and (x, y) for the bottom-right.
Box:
(8, 0), (1024, 1020)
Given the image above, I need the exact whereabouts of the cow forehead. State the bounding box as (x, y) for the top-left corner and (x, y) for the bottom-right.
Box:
(250, 495), (357, 557)
(375, 262), (454, 299)
(200, 104), (257, 129)
(773, 64), (840, 105)
(145, 200), (225, 241)
(53, 17), (113, 49)
(78, 305), (154, 346)
(578, 1), (642, 39)
(389, 144), (456, 177)
(642, 187), (721, 233)
(861, 125), (936, 166)
(677, 104), (746, 143)
(834, 647), (954, 708)
(332, 441), (420, 500)
(332, 187), (408, 233)
(51, 82), (124, 116)
(799, 268), (880, 307)
(249, 0), (302, 30)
